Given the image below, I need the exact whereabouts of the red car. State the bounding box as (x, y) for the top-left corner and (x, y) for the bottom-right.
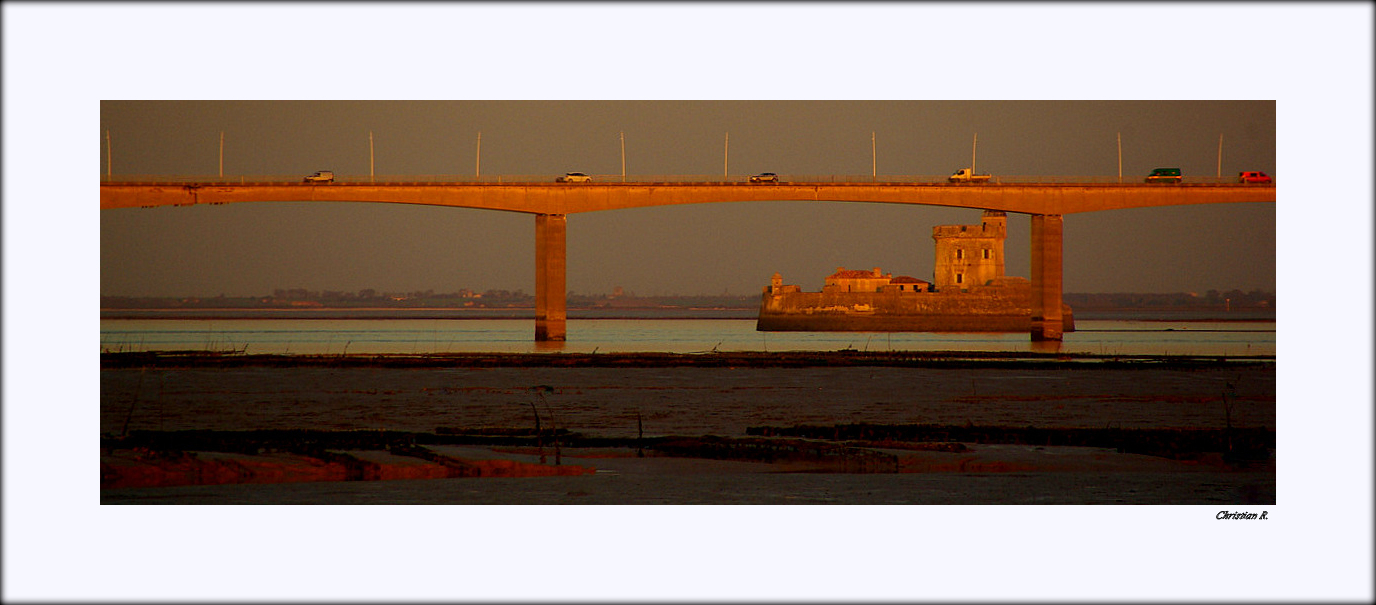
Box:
(1238, 171), (1272, 184)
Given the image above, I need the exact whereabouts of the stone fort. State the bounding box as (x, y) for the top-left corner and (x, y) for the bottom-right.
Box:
(758, 211), (1073, 332)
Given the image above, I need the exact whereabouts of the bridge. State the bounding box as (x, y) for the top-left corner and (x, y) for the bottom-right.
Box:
(100, 175), (1277, 342)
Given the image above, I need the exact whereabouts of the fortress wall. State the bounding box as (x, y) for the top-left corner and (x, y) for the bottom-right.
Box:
(757, 286), (1073, 332)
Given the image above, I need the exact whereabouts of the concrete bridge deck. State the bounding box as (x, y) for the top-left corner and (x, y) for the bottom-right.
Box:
(100, 180), (1275, 215)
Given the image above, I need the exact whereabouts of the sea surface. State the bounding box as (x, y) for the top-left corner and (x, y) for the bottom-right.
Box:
(100, 308), (1275, 357)
(99, 308), (1277, 506)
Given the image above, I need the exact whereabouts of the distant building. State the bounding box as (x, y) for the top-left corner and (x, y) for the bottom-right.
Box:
(823, 267), (892, 293)
(767, 273), (801, 295)
(881, 276), (931, 293)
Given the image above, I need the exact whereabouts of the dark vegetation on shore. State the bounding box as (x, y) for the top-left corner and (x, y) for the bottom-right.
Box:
(101, 350), (1274, 370)
(100, 292), (760, 311)
(101, 289), (1274, 312)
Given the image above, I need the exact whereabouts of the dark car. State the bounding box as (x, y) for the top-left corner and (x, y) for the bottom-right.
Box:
(1145, 167), (1182, 183)
(749, 172), (779, 183)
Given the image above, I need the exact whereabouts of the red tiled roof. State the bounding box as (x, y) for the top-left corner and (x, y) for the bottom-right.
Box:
(829, 270), (883, 279)
(890, 276), (928, 284)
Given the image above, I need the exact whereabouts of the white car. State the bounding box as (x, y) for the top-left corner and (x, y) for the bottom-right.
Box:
(749, 172), (779, 183)
(304, 170), (334, 183)
(556, 172), (592, 183)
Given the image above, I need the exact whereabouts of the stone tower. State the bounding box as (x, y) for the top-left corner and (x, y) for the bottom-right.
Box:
(931, 210), (1007, 290)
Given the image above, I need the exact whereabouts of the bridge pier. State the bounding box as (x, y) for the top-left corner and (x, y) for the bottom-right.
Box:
(1030, 213), (1064, 341)
(535, 214), (567, 341)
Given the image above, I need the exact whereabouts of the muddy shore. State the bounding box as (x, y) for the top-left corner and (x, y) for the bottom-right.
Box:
(101, 352), (1275, 504)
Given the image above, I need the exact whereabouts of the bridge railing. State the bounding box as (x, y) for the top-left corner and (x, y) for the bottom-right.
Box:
(100, 174), (1257, 185)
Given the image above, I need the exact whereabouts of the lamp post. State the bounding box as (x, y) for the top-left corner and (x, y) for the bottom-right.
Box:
(219, 131), (224, 178)
(971, 133), (978, 175)
(476, 131), (481, 178)
(1217, 133), (1223, 179)
(871, 131), (876, 179)
(369, 131), (375, 182)
(723, 132), (729, 180)
(620, 131), (626, 182)
(105, 130), (112, 177)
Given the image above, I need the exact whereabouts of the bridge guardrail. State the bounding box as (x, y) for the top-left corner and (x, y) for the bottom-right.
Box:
(101, 174), (1261, 185)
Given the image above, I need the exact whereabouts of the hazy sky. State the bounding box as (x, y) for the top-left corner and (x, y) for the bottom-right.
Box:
(99, 99), (1276, 297)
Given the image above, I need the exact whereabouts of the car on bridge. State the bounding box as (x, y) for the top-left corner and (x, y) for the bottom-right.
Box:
(749, 172), (779, 183)
(1238, 171), (1273, 184)
(1145, 168), (1182, 183)
(556, 172), (592, 183)
(304, 170), (335, 183)
(948, 168), (991, 183)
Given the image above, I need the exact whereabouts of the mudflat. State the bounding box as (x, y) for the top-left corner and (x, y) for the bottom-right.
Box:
(100, 355), (1275, 504)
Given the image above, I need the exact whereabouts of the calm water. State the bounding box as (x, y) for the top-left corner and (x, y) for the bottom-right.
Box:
(100, 310), (1275, 357)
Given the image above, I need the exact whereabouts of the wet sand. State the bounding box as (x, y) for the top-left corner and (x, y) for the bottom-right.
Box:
(101, 442), (1274, 504)
(100, 357), (1275, 504)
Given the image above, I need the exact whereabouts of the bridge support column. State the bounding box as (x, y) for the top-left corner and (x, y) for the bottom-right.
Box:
(1030, 213), (1064, 341)
(535, 213), (567, 341)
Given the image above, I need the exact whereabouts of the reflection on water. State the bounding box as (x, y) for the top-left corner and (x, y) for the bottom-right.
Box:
(101, 317), (1275, 357)
(534, 340), (567, 352)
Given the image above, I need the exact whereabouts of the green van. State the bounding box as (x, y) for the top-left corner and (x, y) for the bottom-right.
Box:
(1145, 168), (1182, 183)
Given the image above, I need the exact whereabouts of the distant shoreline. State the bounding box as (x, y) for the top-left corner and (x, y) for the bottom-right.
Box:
(100, 308), (1275, 323)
